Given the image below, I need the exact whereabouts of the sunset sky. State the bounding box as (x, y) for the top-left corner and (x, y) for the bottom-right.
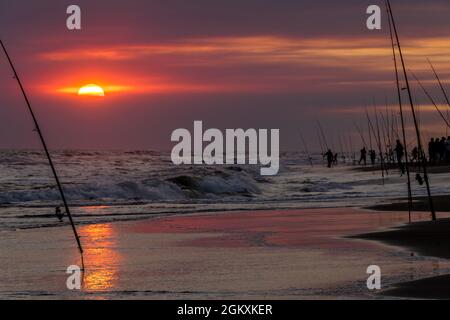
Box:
(1, 0), (450, 150)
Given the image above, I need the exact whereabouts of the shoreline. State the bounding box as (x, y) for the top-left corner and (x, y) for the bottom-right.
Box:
(353, 164), (450, 174)
(354, 213), (450, 299)
(2, 206), (449, 299)
(1, 202), (391, 232)
(367, 194), (450, 212)
(360, 190), (450, 299)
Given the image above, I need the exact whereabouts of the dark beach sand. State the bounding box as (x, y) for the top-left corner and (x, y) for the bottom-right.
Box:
(378, 274), (450, 299)
(354, 164), (450, 174)
(355, 217), (450, 299)
(1, 208), (449, 299)
(368, 194), (450, 212)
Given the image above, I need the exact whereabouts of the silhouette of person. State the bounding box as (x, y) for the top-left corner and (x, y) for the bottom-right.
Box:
(394, 139), (405, 174)
(411, 147), (419, 163)
(435, 137), (441, 162)
(359, 147), (367, 165)
(428, 138), (435, 163)
(324, 149), (334, 168)
(446, 136), (450, 162)
(55, 206), (64, 222)
(369, 150), (376, 166)
(439, 137), (446, 161)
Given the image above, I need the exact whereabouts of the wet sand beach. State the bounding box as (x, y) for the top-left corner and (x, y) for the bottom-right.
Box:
(356, 216), (450, 299)
(1, 208), (450, 300)
(360, 169), (450, 298)
(368, 194), (450, 212)
(354, 164), (450, 175)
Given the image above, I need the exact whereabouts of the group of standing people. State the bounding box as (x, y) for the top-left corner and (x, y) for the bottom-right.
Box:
(428, 136), (450, 163)
(320, 136), (450, 171)
(323, 149), (339, 168)
(324, 140), (406, 173)
(357, 147), (376, 166)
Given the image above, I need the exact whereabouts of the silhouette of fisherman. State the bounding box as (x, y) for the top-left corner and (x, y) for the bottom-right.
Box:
(439, 137), (446, 162)
(369, 150), (376, 166)
(411, 146), (419, 163)
(323, 149), (334, 168)
(428, 138), (435, 163)
(394, 139), (405, 174)
(416, 173), (424, 186)
(55, 206), (64, 222)
(446, 136), (450, 162)
(359, 147), (367, 165)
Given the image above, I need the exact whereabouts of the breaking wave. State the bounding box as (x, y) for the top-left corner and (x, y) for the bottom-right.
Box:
(2, 150), (450, 230)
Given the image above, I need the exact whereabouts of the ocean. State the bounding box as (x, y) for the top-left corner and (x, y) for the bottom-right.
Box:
(1, 150), (449, 231)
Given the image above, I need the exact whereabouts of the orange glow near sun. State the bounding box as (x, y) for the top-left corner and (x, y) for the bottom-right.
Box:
(78, 84), (105, 97)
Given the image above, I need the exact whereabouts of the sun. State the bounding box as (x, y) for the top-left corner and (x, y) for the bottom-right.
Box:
(78, 84), (105, 97)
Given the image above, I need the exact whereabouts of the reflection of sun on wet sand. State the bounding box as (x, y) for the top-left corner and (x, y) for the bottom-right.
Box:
(60, 208), (450, 299)
(2, 208), (450, 299)
(80, 223), (121, 291)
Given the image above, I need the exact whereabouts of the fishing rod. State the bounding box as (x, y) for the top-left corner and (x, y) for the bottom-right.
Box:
(349, 135), (355, 162)
(353, 121), (368, 149)
(299, 131), (314, 167)
(378, 108), (391, 174)
(365, 108), (377, 150)
(392, 110), (400, 140)
(428, 58), (450, 136)
(367, 112), (373, 151)
(386, 1), (413, 222)
(337, 134), (346, 163)
(388, 109), (395, 142)
(428, 58), (450, 110)
(349, 134), (356, 163)
(367, 109), (386, 183)
(411, 72), (450, 128)
(317, 121), (330, 150)
(330, 135), (336, 154)
(382, 107), (395, 165)
(380, 103), (392, 158)
(386, 0), (436, 221)
(317, 129), (328, 165)
(0, 39), (85, 268)
(372, 108), (388, 182)
(365, 110), (377, 151)
(340, 134), (348, 160)
(384, 102), (392, 153)
(378, 110), (390, 165)
(317, 131), (325, 154)
(387, 109), (396, 152)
